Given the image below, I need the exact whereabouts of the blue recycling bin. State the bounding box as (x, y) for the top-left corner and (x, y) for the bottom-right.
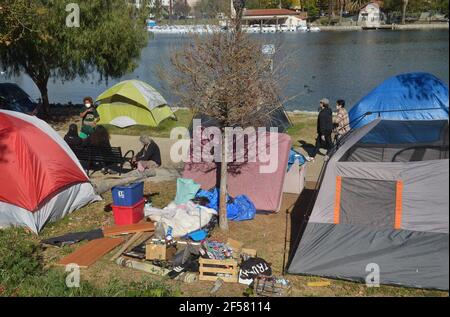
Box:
(112, 182), (144, 207)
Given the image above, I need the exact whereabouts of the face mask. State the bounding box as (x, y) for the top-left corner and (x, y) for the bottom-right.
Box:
(85, 103), (91, 108)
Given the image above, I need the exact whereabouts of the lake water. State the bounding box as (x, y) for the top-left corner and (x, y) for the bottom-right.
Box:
(5, 29), (449, 111)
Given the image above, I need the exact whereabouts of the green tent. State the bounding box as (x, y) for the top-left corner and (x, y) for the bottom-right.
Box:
(96, 80), (174, 128)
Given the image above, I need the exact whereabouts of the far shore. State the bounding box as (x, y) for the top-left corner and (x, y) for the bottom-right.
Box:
(311, 22), (449, 31)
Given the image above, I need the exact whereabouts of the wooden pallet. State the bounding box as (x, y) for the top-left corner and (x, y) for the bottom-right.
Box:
(199, 258), (238, 283)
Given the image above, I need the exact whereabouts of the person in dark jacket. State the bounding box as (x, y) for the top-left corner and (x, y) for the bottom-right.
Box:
(84, 125), (114, 174)
(64, 124), (83, 147)
(307, 98), (334, 161)
(132, 135), (161, 172)
(84, 125), (111, 148)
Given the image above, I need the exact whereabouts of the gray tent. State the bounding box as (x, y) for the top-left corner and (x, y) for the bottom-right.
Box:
(288, 119), (449, 290)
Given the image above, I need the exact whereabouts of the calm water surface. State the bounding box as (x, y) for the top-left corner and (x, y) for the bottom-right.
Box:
(5, 29), (449, 111)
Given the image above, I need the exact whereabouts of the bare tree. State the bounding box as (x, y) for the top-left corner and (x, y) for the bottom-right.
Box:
(165, 0), (284, 231)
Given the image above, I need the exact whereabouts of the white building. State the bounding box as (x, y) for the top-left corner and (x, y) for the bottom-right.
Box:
(243, 9), (307, 27)
(358, 2), (385, 29)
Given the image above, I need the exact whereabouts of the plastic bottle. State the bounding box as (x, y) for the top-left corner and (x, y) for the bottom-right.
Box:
(154, 222), (166, 240)
(166, 226), (174, 244)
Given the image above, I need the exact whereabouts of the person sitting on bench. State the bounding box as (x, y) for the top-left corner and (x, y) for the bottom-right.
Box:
(64, 124), (83, 147)
(84, 125), (111, 148)
(132, 135), (161, 172)
(84, 125), (114, 174)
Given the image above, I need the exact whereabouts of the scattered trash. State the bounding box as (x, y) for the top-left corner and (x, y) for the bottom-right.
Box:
(307, 281), (332, 287)
(253, 275), (292, 297)
(241, 248), (257, 261)
(146, 239), (168, 261)
(196, 189), (257, 222)
(153, 222), (166, 240)
(238, 257), (272, 286)
(110, 232), (145, 262)
(176, 272), (199, 284)
(209, 278), (224, 295)
(187, 229), (208, 242)
(116, 257), (170, 276)
(200, 240), (233, 260)
(42, 229), (104, 247)
(145, 201), (217, 238)
(174, 178), (201, 205)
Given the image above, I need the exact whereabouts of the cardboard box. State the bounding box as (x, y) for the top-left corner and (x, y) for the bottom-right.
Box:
(241, 248), (257, 258)
(146, 243), (166, 261)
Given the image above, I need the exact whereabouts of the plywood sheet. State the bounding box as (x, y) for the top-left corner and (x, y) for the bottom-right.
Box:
(103, 222), (155, 237)
(57, 237), (124, 268)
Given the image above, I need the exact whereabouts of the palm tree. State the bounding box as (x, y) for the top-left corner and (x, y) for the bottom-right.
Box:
(346, 0), (367, 14)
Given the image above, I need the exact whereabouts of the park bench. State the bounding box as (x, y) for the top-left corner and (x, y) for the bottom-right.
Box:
(70, 145), (135, 177)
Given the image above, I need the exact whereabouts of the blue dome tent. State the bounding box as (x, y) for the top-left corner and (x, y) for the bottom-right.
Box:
(349, 72), (449, 129)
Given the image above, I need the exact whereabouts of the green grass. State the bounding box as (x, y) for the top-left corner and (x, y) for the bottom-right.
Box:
(0, 227), (179, 297)
(285, 112), (318, 147)
(103, 109), (193, 137)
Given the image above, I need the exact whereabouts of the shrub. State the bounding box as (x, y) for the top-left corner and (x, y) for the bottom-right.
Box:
(0, 227), (43, 287)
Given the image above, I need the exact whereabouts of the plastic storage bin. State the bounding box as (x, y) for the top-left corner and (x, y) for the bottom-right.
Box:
(112, 182), (144, 207)
(112, 198), (145, 225)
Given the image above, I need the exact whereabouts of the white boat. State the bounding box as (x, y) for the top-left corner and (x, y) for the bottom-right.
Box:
(147, 25), (221, 34)
(244, 25), (261, 33)
(281, 24), (297, 32)
(148, 24), (320, 34)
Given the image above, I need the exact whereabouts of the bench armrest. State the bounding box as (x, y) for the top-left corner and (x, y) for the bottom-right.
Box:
(124, 150), (135, 161)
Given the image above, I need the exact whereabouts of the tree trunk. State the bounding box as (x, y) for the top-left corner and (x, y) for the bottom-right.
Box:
(35, 76), (50, 116)
(328, 0), (333, 25)
(339, 0), (344, 25)
(219, 133), (229, 231)
(402, 0), (409, 25)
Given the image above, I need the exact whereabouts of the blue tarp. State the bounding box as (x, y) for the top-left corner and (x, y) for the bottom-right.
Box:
(349, 72), (449, 129)
(196, 188), (256, 222)
(287, 148), (306, 171)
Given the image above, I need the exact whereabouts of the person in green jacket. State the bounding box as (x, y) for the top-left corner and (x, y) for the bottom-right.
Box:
(80, 96), (100, 137)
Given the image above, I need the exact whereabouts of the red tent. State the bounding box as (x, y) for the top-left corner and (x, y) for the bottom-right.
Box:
(0, 110), (100, 233)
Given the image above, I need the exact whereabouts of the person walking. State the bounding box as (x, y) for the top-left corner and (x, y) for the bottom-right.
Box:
(307, 98), (334, 162)
(334, 99), (350, 140)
